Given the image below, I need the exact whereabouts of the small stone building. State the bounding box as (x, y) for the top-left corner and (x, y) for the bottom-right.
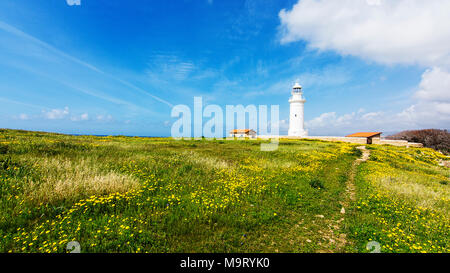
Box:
(346, 132), (381, 144)
(229, 129), (257, 139)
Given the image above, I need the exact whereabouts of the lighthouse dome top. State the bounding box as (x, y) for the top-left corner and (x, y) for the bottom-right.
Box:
(293, 82), (302, 89)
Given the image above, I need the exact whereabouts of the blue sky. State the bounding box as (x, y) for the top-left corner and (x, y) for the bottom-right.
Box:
(0, 0), (449, 136)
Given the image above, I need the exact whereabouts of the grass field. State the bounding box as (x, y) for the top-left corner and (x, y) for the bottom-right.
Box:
(0, 129), (448, 253)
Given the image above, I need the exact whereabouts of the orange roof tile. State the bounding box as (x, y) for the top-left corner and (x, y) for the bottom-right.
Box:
(230, 129), (255, 133)
(346, 132), (382, 138)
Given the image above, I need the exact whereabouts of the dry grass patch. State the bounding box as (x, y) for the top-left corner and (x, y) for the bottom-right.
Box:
(182, 151), (232, 169)
(377, 175), (449, 215)
(23, 157), (139, 204)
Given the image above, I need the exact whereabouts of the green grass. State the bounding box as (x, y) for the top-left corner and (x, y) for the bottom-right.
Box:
(0, 129), (448, 253)
(346, 145), (449, 253)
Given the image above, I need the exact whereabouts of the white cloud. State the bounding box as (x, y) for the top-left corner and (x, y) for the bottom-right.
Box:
(66, 0), (81, 6)
(70, 113), (89, 121)
(306, 111), (387, 135)
(18, 113), (29, 120)
(96, 114), (113, 121)
(414, 67), (450, 102)
(306, 106), (450, 136)
(366, 0), (381, 5)
(361, 111), (382, 120)
(305, 111), (384, 135)
(307, 112), (338, 129)
(267, 119), (289, 134)
(147, 55), (197, 81)
(279, 0), (450, 67)
(43, 107), (69, 120)
(379, 67), (450, 130)
(280, 0), (450, 132)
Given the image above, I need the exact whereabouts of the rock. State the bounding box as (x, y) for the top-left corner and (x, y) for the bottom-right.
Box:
(340, 207), (346, 214)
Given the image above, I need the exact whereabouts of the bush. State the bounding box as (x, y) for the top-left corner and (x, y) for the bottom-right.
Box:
(0, 145), (8, 154)
(386, 129), (450, 155)
(309, 178), (325, 189)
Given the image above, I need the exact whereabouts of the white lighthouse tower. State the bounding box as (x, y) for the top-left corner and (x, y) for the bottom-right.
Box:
(288, 82), (308, 137)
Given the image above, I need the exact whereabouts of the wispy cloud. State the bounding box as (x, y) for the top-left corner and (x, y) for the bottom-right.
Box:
(0, 97), (48, 110)
(58, 80), (158, 115)
(0, 21), (101, 73)
(70, 113), (89, 121)
(18, 113), (29, 120)
(147, 55), (197, 81)
(242, 65), (350, 98)
(2, 61), (158, 116)
(0, 20), (173, 107)
(96, 114), (113, 121)
(66, 0), (81, 6)
(43, 107), (69, 120)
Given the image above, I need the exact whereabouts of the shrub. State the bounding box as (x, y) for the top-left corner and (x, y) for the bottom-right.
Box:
(387, 129), (450, 155)
(0, 144), (8, 154)
(309, 178), (325, 189)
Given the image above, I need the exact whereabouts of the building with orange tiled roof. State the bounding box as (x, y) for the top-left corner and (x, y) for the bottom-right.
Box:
(346, 132), (382, 144)
(229, 129), (257, 138)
